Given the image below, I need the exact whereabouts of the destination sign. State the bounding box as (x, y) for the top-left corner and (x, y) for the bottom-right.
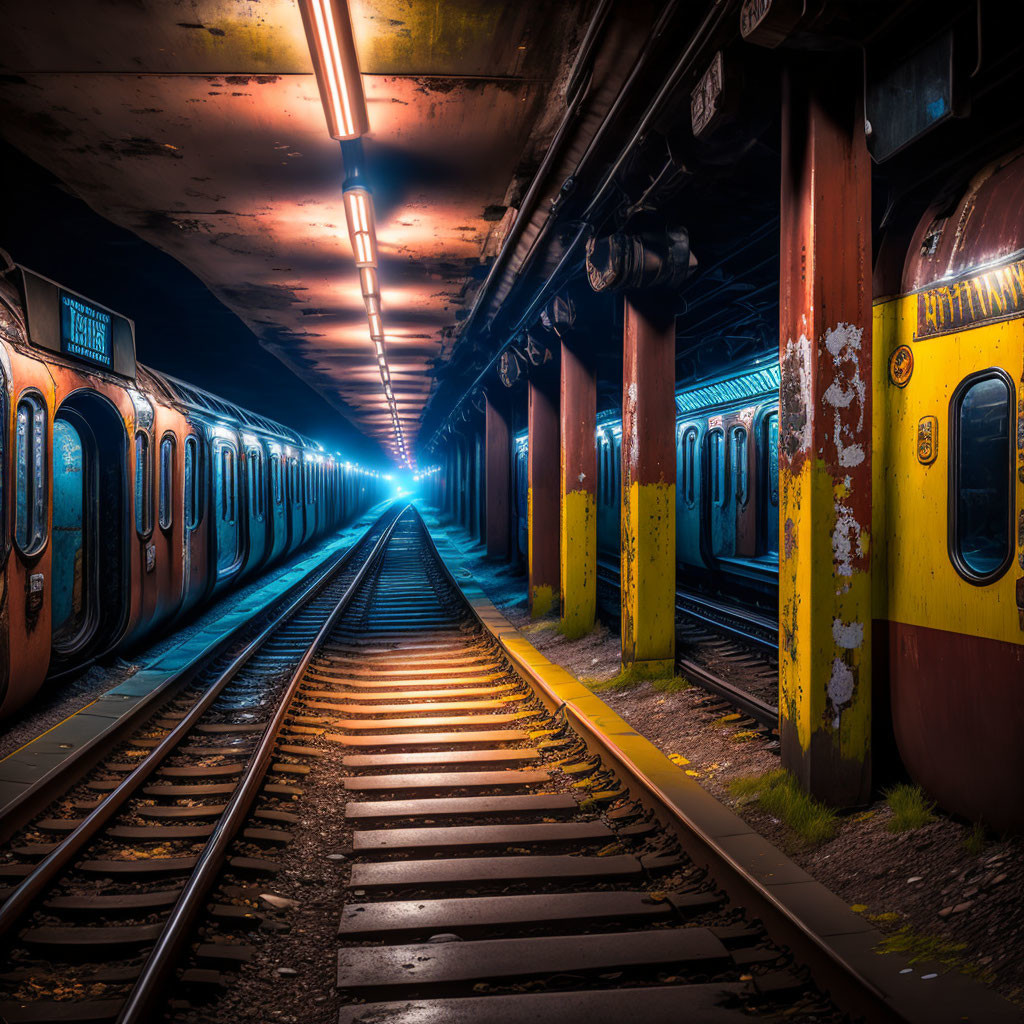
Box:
(60, 290), (113, 368)
(916, 257), (1024, 340)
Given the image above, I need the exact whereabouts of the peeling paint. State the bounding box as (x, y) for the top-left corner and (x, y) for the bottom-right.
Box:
(780, 333), (813, 462)
(832, 617), (864, 649)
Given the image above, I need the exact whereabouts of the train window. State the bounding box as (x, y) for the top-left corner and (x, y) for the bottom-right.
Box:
(134, 431), (152, 537)
(247, 448), (264, 520)
(708, 429), (726, 505)
(219, 446), (236, 523)
(949, 370), (1014, 584)
(159, 435), (174, 531)
(270, 454), (282, 505)
(681, 426), (698, 508)
(765, 412), (779, 508)
(184, 436), (201, 531)
(731, 426), (748, 507)
(15, 394), (47, 555)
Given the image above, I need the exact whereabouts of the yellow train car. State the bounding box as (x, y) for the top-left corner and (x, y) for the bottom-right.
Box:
(873, 149), (1024, 831)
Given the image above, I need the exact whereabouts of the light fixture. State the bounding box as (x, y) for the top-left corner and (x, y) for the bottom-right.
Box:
(296, 0), (369, 140)
(343, 186), (378, 268)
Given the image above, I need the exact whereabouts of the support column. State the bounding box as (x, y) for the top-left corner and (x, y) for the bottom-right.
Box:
(485, 394), (511, 559)
(778, 58), (872, 807)
(559, 341), (597, 638)
(528, 373), (560, 617)
(621, 295), (676, 676)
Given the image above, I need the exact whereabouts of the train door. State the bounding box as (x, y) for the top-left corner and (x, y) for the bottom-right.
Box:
(266, 450), (287, 563)
(759, 407), (779, 559)
(676, 422), (703, 568)
(241, 440), (268, 578)
(212, 435), (241, 584)
(875, 290), (1024, 828)
(179, 432), (210, 614)
(730, 421), (755, 558)
(50, 392), (127, 667)
(704, 424), (734, 560)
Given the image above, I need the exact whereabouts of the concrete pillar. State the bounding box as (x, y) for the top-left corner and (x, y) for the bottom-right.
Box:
(559, 340), (597, 639)
(621, 294), (676, 676)
(778, 58), (873, 807)
(485, 394), (511, 559)
(528, 373), (560, 617)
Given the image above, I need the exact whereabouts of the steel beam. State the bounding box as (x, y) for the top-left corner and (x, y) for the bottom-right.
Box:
(485, 394), (512, 559)
(559, 341), (597, 638)
(621, 295), (676, 676)
(778, 59), (873, 807)
(528, 373), (560, 617)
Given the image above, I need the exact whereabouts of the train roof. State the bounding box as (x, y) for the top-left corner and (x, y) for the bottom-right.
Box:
(142, 366), (321, 452)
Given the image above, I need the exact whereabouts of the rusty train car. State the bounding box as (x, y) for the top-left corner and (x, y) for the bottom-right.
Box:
(507, 150), (1024, 831)
(873, 149), (1024, 831)
(0, 264), (383, 718)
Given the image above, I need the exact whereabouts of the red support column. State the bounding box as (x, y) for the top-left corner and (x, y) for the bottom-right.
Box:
(528, 373), (560, 617)
(560, 340), (597, 638)
(485, 393), (511, 559)
(621, 295), (676, 676)
(778, 57), (873, 807)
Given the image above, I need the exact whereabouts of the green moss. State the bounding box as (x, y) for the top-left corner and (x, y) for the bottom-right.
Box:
(728, 769), (838, 846)
(583, 662), (678, 693)
(884, 784), (936, 833)
(877, 926), (996, 984)
(963, 822), (987, 856)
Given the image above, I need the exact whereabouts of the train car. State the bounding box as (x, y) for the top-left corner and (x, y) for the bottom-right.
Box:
(873, 150), (1024, 831)
(0, 262), (382, 718)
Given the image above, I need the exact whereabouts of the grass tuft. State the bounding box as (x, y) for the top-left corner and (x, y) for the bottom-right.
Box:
(963, 822), (987, 856)
(728, 769), (838, 845)
(583, 662), (668, 693)
(884, 784), (936, 833)
(652, 674), (691, 694)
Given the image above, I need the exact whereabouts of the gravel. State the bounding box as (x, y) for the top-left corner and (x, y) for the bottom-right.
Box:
(427, 509), (1024, 1009)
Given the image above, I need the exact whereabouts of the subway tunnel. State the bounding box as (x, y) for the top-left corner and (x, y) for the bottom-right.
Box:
(0, 2), (1022, 1022)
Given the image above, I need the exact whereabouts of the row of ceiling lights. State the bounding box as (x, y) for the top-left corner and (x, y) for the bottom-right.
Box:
(296, 0), (412, 469)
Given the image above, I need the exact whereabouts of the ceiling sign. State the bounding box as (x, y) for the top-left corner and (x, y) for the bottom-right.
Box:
(691, 51), (724, 137)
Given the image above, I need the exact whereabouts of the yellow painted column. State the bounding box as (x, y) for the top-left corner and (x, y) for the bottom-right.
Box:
(778, 59), (873, 807)
(621, 295), (676, 677)
(528, 374), (560, 618)
(559, 340), (597, 638)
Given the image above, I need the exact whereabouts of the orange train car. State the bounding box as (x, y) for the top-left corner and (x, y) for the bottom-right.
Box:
(0, 262), (384, 718)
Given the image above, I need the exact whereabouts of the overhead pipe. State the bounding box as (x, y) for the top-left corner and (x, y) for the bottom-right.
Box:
(427, 0), (725, 451)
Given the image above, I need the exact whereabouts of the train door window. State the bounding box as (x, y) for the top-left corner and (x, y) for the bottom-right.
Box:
(52, 417), (84, 641)
(681, 426), (698, 508)
(134, 431), (152, 537)
(270, 454), (282, 506)
(949, 370), (1014, 583)
(730, 426), (748, 507)
(765, 412), (779, 508)
(15, 394), (47, 555)
(708, 429), (726, 505)
(763, 411), (779, 556)
(247, 447), (264, 520)
(213, 440), (239, 574)
(184, 436), (201, 532)
(159, 435), (174, 531)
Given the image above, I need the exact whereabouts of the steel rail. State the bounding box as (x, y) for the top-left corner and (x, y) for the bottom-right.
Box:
(0, 507), (396, 845)
(0, 504), (399, 940)
(116, 505), (409, 1023)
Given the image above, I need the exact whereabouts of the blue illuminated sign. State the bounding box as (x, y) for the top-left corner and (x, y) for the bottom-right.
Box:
(60, 290), (113, 368)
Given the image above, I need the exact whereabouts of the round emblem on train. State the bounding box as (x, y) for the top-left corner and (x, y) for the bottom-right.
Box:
(888, 345), (913, 387)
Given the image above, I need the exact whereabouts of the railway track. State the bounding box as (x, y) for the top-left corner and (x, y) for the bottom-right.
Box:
(0, 505), (403, 1023)
(597, 559), (779, 730)
(0, 504), (996, 1023)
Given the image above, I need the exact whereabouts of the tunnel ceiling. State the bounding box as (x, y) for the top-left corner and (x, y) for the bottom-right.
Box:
(0, 0), (588, 463)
